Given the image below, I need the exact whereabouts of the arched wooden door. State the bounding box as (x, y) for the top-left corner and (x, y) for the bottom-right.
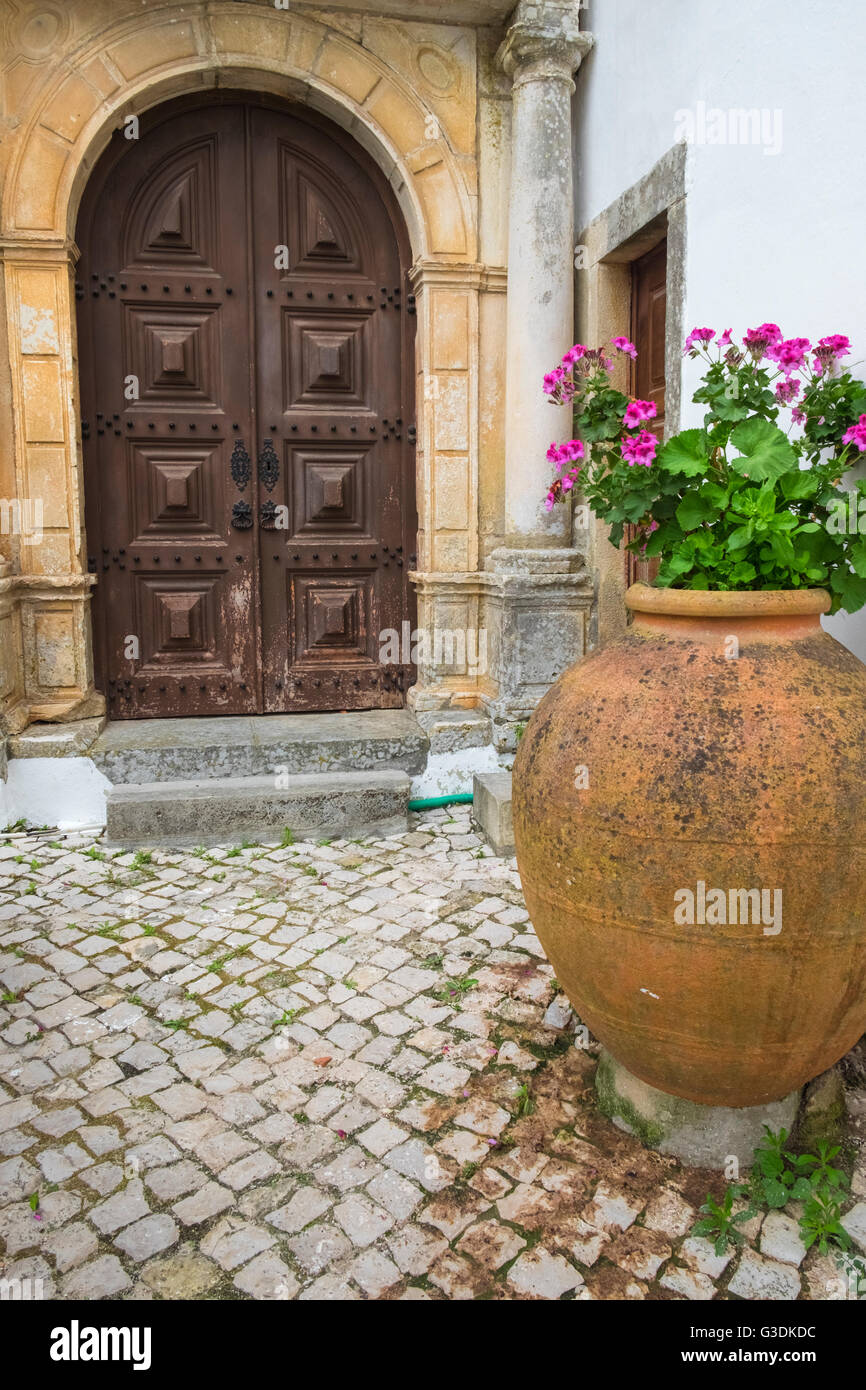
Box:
(77, 95), (416, 719)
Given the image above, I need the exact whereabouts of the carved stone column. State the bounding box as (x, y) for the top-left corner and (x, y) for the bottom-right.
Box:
(481, 2), (594, 747)
(0, 241), (104, 733)
(498, 0), (593, 546)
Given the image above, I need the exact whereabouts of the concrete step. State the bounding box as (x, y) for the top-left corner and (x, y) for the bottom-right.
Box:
(105, 769), (411, 847)
(90, 710), (428, 785)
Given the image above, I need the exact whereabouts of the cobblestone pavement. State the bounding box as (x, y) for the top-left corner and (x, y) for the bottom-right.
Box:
(1, 805), (864, 1301)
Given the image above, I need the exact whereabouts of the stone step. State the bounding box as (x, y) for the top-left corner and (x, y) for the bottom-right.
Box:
(417, 708), (492, 755)
(90, 710), (428, 785)
(105, 769), (411, 847)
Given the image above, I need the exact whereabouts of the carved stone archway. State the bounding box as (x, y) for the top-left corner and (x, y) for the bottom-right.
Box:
(0, 1), (484, 728)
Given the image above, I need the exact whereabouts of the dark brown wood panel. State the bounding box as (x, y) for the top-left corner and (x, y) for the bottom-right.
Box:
(626, 237), (667, 589)
(77, 96), (416, 718)
(249, 107), (414, 712)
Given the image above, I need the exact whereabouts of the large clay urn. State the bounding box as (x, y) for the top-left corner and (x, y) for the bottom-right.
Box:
(513, 584), (866, 1107)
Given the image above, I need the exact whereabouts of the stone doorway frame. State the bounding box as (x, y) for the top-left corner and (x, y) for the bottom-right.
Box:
(0, 3), (486, 732)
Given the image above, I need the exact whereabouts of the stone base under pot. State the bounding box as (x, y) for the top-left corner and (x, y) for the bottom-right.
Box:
(596, 1050), (801, 1169)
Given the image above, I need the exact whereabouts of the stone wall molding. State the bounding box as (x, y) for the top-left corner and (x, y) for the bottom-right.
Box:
(0, 0), (495, 730)
(2, 5), (480, 262)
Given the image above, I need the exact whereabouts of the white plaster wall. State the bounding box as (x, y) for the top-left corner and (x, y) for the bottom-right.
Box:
(574, 0), (866, 659)
(0, 777), (13, 830)
(4, 760), (110, 831)
(411, 745), (504, 799)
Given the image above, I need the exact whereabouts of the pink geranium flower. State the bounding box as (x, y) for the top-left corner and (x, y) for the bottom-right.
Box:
(543, 367), (565, 395)
(621, 430), (658, 467)
(683, 327), (715, 353)
(611, 336), (638, 359)
(716, 328), (733, 348)
(744, 323), (783, 358)
(623, 399), (658, 429)
(562, 343), (588, 367)
(818, 334), (851, 357)
(813, 334), (851, 376)
(561, 438), (584, 463)
(842, 414), (866, 452)
(547, 439), (584, 473)
(769, 337), (812, 376)
(775, 378), (801, 404)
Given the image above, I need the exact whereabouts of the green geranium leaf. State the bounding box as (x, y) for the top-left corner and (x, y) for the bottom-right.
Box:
(664, 551), (694, 578)
(830, 568), (866, 612)
(657, 429), (711, 478)
(643, 523), (679, 557)
(676, 493), (721, 530)
(727, 522), (754, 550)
(781, 470), (821, 501)
(708, 395), (750, 423)
(768, 531), (796, 566)
(729, 417), (798, 482)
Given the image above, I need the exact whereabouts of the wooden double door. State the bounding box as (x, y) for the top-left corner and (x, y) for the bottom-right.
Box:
(78, 96), (416, 719)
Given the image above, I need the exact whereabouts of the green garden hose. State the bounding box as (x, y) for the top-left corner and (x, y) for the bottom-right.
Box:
(408, 793), (474, 811)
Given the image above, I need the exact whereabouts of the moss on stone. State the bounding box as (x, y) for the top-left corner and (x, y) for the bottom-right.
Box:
(594, 1051), (665, 1148)
(793, 1068), (847, 1153)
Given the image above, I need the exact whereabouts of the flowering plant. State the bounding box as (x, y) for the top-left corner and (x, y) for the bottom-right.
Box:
(543, 326), (866, 612)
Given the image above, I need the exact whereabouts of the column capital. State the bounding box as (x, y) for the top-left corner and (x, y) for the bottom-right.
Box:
(497, 2), (593, 89)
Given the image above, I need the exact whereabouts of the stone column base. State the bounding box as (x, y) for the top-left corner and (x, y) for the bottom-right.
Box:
(0, 571), (105, 734)
(481, 546), (592, 750)
(595, 1049), (802, 1169)
(407, 551), (594, 750)
(406, 571), (489, 714)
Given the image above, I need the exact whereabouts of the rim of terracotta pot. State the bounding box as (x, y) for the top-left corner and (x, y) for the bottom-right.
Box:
(626, 583), (831, 618)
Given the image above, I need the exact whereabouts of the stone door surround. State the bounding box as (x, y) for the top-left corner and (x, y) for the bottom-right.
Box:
(0, 1), (593, 742)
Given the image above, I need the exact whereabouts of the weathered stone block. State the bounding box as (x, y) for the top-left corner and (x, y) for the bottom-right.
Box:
(794, 1067), (847, 1152)
(472, 770), (513, 855)
(419, 709), (491, 754)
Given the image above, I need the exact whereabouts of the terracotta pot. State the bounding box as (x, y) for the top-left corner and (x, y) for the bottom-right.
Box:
(513, 584), (866, 1107)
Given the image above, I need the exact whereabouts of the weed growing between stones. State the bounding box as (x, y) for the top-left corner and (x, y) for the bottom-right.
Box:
(695, 1125), (865, 1278)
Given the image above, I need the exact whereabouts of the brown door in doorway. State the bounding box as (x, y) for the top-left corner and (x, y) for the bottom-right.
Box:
(77, 96), (416, 720)
(625, 237), (666, 588)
